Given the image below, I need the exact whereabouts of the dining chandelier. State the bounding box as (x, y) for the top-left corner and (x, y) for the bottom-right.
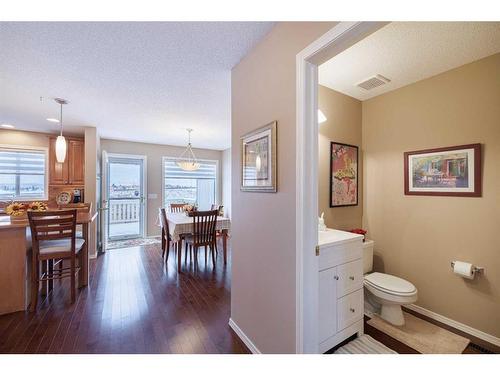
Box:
(176, 128), (200, 171)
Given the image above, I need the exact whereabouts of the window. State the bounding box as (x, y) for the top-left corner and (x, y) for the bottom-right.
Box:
(0, 147), (47, 200)
(163, 158), (217, 210)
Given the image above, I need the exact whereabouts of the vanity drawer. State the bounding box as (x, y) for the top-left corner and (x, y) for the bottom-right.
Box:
(336, 259), (363, 297)
(337, 289), (363, 331)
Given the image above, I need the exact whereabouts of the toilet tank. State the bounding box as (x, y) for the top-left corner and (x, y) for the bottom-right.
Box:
(363, 240), (374, 274)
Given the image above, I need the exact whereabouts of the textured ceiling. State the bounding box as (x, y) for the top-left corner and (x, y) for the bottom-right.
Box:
(0, 22), (275, 150)
(319, 22), (500, 101)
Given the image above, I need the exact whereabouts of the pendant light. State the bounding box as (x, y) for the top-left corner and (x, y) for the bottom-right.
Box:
(176, 129), (200, 171)
(54, 98), (68, 163)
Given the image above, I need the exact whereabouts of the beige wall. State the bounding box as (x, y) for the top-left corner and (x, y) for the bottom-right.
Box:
(0, 129), (50, 148)
(318, 85), (362, 230)
(362, 53), (500, 338)
(100, 138), (224, 237)
(222, 148), (231, 219)
(84, 127), (99, 256)
(231, 22), (337, 353)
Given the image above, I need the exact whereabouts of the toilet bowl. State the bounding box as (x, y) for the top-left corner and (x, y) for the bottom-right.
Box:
(363, 240), (418, 326)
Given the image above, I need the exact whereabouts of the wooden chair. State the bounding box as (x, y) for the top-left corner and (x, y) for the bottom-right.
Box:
(158, 208), (177, 262)
(170, 203), (186, 213)
(28, 209), (85, 311)
(58, 202), (92, 238)
(185, 210), (218, 267)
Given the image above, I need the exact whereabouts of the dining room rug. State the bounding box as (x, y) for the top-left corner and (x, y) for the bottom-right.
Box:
(367, 312), (470, 353)
(107, 237), (161, 250)
(334, 334), (396, 354)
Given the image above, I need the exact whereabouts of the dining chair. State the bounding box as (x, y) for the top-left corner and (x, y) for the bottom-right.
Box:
(170, 203), (186, 213)
(185, 209), (218, 267)
(158, 207), (177, 262)
(28, 209), (85, 311)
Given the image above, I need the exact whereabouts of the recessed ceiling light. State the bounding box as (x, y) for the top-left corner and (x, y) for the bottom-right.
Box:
(46, 118), (60, 123)
(1, 124), (15, 129)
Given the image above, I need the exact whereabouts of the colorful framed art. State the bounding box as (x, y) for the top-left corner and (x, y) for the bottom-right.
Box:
(330, 142), (358, 207)
(404, 143), (482, 197)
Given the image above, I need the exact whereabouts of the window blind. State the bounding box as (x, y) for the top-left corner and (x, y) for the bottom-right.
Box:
(0, 149), (46, 175)
(163, 159), (217, 179)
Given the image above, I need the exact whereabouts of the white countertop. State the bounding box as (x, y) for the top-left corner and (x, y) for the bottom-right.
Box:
(318, 228), (364, 248)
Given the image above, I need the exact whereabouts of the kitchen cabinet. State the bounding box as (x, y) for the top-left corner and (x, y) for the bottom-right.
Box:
(48, 137), (85, 186)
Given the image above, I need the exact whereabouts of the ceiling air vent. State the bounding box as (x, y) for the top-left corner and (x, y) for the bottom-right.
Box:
(357, 74), (391, 90)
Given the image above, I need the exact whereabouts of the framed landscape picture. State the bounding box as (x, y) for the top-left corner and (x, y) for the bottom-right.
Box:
(330, 142), (358, 207)
(240, 121), (277, 192)
(404, 143), (482, 197)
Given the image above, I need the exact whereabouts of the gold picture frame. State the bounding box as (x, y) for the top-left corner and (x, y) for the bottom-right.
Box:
(240, 121), (277, 192)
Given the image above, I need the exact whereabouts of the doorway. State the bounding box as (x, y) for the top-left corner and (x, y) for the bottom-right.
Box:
(102, 153), (147, 248)
(295, 22), (387, 353)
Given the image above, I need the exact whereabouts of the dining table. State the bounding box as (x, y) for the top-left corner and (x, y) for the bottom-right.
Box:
(166, 212), (231, 270)
(0, 210), (98, 315)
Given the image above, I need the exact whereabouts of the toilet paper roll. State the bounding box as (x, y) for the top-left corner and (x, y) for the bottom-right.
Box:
(453, 261), (474, 279)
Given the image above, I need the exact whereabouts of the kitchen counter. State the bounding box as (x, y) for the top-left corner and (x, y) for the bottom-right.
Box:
(0, 211), (97, 315)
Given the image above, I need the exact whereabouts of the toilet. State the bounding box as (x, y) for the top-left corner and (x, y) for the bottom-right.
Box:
(363, 240), (418, 326)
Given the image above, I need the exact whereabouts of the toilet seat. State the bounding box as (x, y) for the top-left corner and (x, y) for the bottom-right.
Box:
(364, 272), (417, 296)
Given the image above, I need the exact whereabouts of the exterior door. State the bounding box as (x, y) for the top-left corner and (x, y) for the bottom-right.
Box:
(104, 154), (146, 242)
(100, 150), (109, 251)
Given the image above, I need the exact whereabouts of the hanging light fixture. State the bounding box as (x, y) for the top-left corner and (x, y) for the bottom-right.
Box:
(176, 129), (200, 171)
(54, 98), (68, 163)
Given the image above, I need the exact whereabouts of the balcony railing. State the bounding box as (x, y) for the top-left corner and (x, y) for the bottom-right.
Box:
(109, 199), (140, 224)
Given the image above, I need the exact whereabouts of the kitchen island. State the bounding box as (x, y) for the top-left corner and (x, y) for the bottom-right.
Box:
(0, 211), (97, 315)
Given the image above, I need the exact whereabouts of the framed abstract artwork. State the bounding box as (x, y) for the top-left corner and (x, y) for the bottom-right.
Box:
(330, 142), (358, 207)
(240, 121), (277, 192)
(404, 143), (482, 197)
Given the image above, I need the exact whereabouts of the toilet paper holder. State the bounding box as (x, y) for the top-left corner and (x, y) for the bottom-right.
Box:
(450, 261), (484, 274)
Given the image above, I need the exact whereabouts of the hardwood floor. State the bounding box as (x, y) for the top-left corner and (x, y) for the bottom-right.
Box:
(0, 242), (249, 354)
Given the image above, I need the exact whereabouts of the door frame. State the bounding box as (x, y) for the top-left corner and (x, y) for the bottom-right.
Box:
(104, 152), (148, 242)
(295, 21), (388, 353)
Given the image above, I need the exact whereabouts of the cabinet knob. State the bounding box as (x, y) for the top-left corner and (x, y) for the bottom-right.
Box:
(334, 275), (339, 280)
(349, 276), (355, 280)
(350, 308), (355, 313)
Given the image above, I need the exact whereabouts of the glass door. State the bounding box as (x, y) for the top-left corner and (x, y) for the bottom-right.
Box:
(106, 155), (146, 241)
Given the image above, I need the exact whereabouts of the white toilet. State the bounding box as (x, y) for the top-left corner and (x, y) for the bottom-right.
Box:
(363, 240), (418, 326)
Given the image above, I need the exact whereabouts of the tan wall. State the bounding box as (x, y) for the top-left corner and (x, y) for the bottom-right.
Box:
(231, 22), (337, 353)
(318, 85), (362, 230)
(100, 138), (224, 237)
(0, 129), (50, 148)
(84, 127), (99, 256)
(362, 53), (500, 337)
(222, 148), (231, 219)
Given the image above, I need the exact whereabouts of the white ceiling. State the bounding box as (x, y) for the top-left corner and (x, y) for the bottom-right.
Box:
(0, 22), (275, 150)
(319, 22), (500, 101)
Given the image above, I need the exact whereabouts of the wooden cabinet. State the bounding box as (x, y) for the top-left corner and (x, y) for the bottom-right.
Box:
(68, 139), (85, 185)
(49, 137), (85, 185)
(317, 230), (364, 353)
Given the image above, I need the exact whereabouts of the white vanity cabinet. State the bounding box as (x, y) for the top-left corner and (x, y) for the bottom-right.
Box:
(318, 229), (364, 353)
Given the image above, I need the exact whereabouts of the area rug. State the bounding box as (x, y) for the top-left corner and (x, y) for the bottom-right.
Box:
(107, 237), (161, 250)
(367, 312), (470, 354)
(334, 334), (396, 354)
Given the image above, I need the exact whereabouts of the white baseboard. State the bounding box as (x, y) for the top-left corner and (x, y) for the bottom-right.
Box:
(228, 318), (261, 354)
(406, 304), (500, 348)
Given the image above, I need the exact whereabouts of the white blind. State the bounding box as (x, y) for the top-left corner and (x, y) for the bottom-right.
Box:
(0, 149), (46, 175)
(163, 159), (217, 179)
(0, 148), (46, 199)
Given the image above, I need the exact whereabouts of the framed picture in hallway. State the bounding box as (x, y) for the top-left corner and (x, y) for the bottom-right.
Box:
(404, 143), (482, 197)
(240, 121), (277, 192)
(330, 142), (358, 207)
